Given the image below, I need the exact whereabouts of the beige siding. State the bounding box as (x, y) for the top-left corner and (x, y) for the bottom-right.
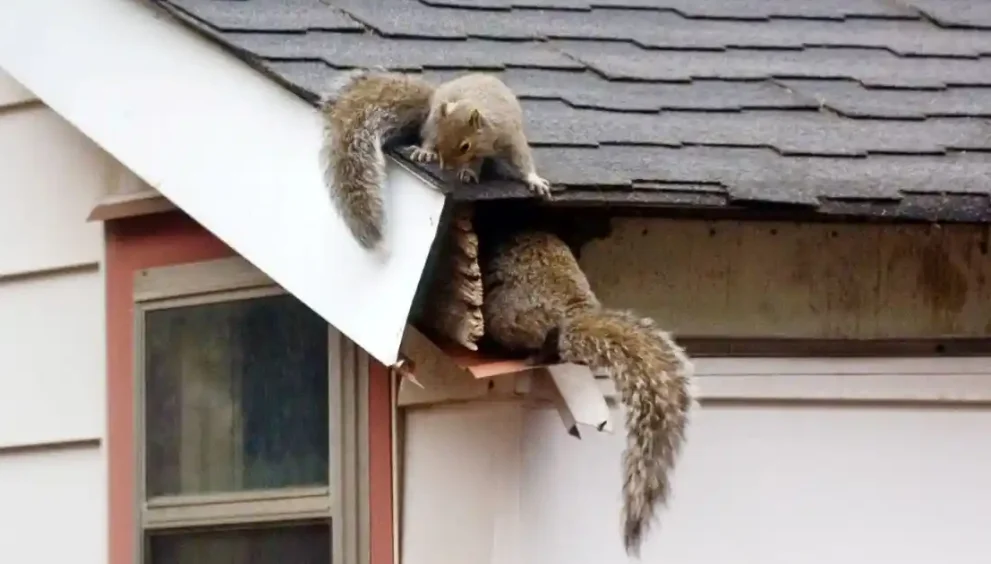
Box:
(0, 67), (35, 107)
(0, 81), (108, 446)
(402, 404), (525, 564)
(0, 103), (107, 277)
(0, 267), (104, 445)
(402, 400), (991, 564)
(0, 66), (107, 564)
(0, 446), (106, 564)
(519, 403), (991, 564)
(579, 218), (991, 339)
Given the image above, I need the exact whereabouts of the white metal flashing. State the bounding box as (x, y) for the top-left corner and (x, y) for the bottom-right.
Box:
(0, 0), (446, 365)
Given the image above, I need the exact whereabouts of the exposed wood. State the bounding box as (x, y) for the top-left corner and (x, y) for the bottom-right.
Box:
(580, 218), (991, 340)
(419, 204), (484, 350)
(401, 327), (991, 407)
(397, 327), (521, 407)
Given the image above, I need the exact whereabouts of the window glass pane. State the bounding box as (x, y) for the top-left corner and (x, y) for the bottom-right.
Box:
(148, 522), (330, 564)
(145, 294), (329, 497)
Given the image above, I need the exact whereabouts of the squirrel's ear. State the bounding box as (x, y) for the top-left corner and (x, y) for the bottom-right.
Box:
(468, 108), (484, 129)
(440, 102), (457, 117)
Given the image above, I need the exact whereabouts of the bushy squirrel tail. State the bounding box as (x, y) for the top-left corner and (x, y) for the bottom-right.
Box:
(557, 309), (696, 557)
(319, 69), (434, 249)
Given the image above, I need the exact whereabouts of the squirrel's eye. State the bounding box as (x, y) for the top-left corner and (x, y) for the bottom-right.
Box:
(459, 141), (471, 154)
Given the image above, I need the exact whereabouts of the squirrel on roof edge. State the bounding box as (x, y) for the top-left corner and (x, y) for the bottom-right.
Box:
(319, 68), (552, 250)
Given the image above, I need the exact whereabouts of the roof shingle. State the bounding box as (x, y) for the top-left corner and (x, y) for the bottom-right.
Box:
(152, 0), (991, 222)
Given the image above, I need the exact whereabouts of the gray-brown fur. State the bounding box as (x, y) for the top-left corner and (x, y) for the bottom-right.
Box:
(483, 231), (695, 556)
(409, 73), (552, 198)
(320, 69), (434, 249)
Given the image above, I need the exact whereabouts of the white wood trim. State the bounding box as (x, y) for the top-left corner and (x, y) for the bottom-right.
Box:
(539, 363), (612, 436)
(694, 356), (991, 376)
(144, 487), (332, 530)
(0, 0), (447, 366)
(86, 189), (176, 222)
(696, 374), (991, 403)
(592, 357), (991, 403)
(133, 257), (276, 303)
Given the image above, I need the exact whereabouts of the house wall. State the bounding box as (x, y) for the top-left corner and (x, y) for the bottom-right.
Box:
(0, 68), (108, 564)
(401, 216), (991, 564)
(402, 400), (991, 564)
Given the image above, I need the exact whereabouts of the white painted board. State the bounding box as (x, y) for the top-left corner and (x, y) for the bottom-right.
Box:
(0, 0), (447, 366)
(520, 403), (991, 564)
(0, 269), (105, 447)
(0, 105), (104, 276)
(0, 446), (106, 564)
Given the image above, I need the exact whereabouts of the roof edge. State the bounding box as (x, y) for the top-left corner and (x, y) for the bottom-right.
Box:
(0, 0), (448, 365)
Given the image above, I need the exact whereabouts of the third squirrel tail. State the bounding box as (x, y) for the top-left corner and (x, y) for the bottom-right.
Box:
(557, 308), (695, 557)
(319, 69), (434, 249)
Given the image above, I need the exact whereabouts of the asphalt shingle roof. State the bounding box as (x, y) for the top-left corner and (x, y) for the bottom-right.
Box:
(151, 0), (991, 222)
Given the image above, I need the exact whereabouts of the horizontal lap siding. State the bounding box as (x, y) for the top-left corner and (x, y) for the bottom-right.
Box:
(0, 447), (106, 564)
(520, 403), (991, 564)
(400, 400), (991, 564)
(0, 71), (109, 564)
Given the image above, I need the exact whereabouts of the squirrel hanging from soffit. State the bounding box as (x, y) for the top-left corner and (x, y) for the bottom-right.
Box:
(319, 68), (552, 250)
(321, 66), (696, 554)
(483, 229), (697, 557)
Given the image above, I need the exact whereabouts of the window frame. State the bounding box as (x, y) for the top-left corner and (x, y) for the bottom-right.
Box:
(131, 255), (369, 564)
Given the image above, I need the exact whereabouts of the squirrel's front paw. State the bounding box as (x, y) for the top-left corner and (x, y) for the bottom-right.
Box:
(408, 146), (437, 164)
(458, 167), (479, 184)
(525, 173), (552, 199)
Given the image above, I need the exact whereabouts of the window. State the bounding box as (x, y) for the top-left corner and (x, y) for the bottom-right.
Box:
(133, 257), (368, 564)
